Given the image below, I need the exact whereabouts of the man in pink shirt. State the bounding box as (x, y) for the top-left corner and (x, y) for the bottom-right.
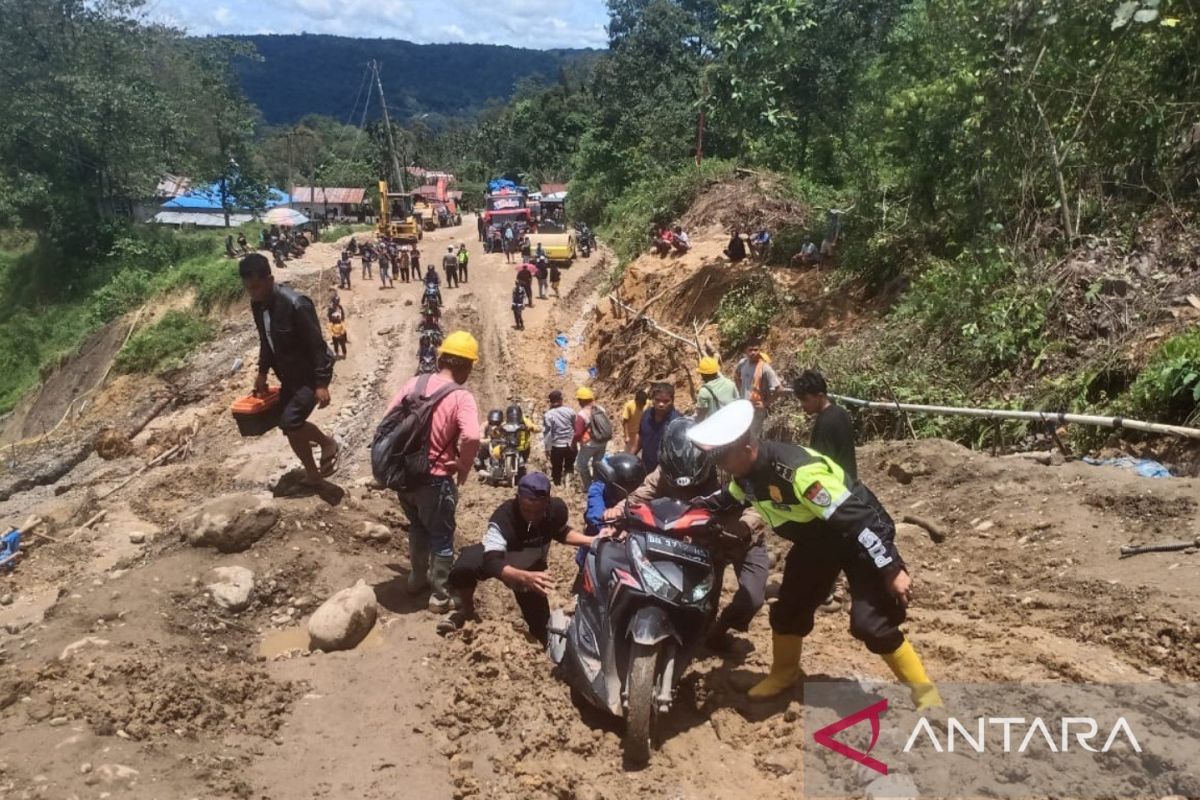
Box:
(387, 330), (482, 613)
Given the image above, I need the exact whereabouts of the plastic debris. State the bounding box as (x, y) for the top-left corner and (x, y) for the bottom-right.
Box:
(1082, 457), (1172, 479)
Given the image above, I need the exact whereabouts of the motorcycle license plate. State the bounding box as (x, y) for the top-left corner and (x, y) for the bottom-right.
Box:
(644, 533), (709, 566)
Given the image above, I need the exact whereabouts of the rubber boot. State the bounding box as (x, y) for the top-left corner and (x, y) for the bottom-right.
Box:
(882, 639), (943, 710)
(427, 554), (454, 614)
(407, 538), (430, 595)
(747, 634), (804, 699)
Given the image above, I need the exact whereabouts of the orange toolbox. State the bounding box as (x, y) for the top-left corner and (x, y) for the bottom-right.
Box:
(231, 388), (283, 437)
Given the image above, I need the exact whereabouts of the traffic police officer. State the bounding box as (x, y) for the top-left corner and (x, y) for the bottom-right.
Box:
(687, 400), (941, 708)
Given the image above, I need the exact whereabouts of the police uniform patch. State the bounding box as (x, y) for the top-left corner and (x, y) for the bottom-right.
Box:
(804, 481), (832, 507)
(768, 485), (784, 503)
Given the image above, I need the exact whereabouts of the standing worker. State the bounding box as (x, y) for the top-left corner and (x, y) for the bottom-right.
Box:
(695, 357), (739, 420)
(620, 388), (648, 454)
(549, 260), (562, 298)
(794, 369), (858, 483)
(535, 257), (549, 299)
(511, 278), (529, 331)
(687, 400), (942, 709)
(240, 254), (339, 487)
(361, 241), (375, 281)
(636, 383), (681, 473)
(443, 246), (459, 289)
(516, 262), (535, 310)
(386, 331), (481, 615)
(542, 390), (577, 487)
(398, 248), (412, 283)
(572, 387), (611, 488)
(734, 340), (782, 418)
(457, 244), (470, 284)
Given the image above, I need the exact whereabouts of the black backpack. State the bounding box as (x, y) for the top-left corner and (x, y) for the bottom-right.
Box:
(370, 375), (463, 491)
(588, 405), (614, 443)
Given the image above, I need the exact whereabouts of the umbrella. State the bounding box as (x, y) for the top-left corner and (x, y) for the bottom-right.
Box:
(263, 207), (309, 227)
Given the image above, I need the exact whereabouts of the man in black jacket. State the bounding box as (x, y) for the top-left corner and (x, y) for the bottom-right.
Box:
(240, 254), (338, 486)
(794, 369), (858, 483)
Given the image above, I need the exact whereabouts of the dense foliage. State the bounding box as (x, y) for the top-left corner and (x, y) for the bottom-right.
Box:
(450, 0), (1199, 432)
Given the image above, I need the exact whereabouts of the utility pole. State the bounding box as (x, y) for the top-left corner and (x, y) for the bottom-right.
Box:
(371, 60), (406, 193)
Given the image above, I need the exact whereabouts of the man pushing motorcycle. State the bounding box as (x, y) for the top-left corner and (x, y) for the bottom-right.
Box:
(603, 418), (771, 654)
(687, 400), (943, 709)
(438, 472), (594, 640)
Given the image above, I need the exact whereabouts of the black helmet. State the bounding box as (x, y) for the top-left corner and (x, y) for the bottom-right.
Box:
(487, 409), (503, 426)
(505, 404), (524, 426)
(659, 417), (713, 490)
(595, 453), (646, 494)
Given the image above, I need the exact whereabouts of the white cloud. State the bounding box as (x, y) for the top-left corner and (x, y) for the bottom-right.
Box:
(147, 0), (607, 49)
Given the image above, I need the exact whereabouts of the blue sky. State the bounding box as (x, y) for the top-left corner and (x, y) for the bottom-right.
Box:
(145, 0), (610, 50)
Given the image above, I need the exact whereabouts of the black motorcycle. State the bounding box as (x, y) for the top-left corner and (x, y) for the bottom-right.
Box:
(548, 497), (731, 766)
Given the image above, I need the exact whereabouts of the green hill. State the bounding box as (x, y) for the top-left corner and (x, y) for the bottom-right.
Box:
(228, 34), (599, 125)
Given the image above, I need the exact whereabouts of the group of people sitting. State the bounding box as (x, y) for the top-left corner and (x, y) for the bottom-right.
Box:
(651, 225), (692, 256)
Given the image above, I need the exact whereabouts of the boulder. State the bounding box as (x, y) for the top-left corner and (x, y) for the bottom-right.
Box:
(355, 522), (392, 543)
(307, 580), (378, 652)
(206, 566), (255, 613)
(178, 494), (279, 553)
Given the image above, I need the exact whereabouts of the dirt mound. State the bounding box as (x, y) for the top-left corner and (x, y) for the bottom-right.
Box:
(0, 317), (133, 446)
(93, 427), (134, 460)
(34, 646), (299, 740)
(681, 173), (812, 235)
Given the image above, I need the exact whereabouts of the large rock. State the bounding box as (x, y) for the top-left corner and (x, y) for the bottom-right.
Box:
(178, 494), (279, 553)
(206, 566), (255, 612)
(307, 580), (378, 652)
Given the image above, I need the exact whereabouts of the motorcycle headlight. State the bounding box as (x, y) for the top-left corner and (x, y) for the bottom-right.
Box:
(689, 573), (714, 603)
(628, 538), (675, 601)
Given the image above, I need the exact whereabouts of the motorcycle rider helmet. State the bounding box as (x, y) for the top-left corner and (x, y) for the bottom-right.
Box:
(594, 453), (647, 495)
(487, 409), (504, 427)
(658, 417), (713, 491)
(505, 404), (524, 427)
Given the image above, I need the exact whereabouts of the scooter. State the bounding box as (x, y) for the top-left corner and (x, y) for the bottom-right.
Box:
(547, 497), (733, 766)
(580, 238), (592, 259)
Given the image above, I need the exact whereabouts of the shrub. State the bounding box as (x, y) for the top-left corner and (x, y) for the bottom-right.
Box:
(716, 280), (781, 349)
(115, 310), (215, 375)
(159, 256), (244, 312)
(89, 269), (153, 323)
(1125, 330), (1200, 424)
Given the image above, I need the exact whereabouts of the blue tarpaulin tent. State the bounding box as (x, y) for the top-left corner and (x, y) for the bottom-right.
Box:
(161, 184), (290, 211)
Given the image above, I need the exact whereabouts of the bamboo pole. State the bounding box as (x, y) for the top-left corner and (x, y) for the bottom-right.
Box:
(822, 393), (1200, 441)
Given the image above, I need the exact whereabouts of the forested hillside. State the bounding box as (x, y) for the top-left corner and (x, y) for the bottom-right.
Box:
(446, 0), (1200, 443)
(230, 34), (598, 125)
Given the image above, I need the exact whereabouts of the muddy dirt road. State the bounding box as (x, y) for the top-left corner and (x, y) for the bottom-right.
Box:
(1, 216), (1199, 799)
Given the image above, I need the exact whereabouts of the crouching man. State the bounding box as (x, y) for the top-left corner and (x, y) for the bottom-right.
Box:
(438, 472), (594, 642)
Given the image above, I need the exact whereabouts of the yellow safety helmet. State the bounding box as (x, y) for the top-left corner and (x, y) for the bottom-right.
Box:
(698, 356), (720, 376)
(575, 387), (595, 401)
(439, 330), (479, 362)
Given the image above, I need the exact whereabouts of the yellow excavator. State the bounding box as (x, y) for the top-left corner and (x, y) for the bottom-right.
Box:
(376, 180), (423, 244)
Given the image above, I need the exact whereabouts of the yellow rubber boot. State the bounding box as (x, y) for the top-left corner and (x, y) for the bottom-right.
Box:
(747, 634), (804, 700)
(882, 639), (943, 710)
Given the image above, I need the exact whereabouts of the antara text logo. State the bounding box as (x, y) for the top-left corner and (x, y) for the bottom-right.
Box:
(813, 700), (1143, 775)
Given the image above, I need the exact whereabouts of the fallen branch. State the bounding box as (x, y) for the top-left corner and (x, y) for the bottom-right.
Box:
(95, 442), (184, 502)
(901, 514), (947, 544)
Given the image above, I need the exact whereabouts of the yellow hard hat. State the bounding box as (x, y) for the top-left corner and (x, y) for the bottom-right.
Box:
(698, 356), (720, 376)
(439, 331), (479, 362)
(575, 387), (595, 401)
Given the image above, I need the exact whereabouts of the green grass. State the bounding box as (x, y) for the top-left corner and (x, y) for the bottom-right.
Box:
(324, 223), (373, 241)
(0, 223), (252, 412)
(114, 310), (216, 375)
